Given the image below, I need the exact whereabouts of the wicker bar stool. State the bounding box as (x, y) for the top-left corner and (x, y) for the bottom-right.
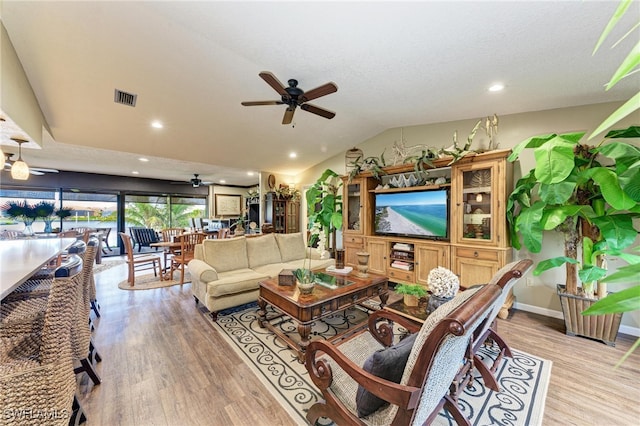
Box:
(70, 238), (102, 386)
(0, 254), (85, 338)
(0, 258), (84, 426)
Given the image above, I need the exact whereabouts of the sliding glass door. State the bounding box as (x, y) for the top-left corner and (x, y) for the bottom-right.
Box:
(124, 195), (206, 231)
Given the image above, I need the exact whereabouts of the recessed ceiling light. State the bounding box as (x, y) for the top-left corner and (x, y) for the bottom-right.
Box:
(219, 179), (226, 184)
(247, 171), (255, 176)
(289, 152), (297, 158)
(139, 157), (149, 162)
(132, 171), (139, 175)
(151, 120), (163, 129)
(488, 83), (505, 92)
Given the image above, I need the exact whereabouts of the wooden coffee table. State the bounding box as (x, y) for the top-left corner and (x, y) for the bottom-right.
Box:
(258, 270), (388, 362)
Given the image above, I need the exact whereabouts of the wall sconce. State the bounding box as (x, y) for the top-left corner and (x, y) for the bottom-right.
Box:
(10, 137), (30, 180)
(475, 193), (483, 202)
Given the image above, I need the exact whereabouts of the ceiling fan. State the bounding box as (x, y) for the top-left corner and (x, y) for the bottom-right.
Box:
(170, 174), (212, 188)
(3, 152), (60, 176)
(241, 71), (338, 124)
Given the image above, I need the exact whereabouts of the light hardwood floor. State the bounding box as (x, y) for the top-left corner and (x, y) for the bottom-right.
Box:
(78, 258), (640, 425)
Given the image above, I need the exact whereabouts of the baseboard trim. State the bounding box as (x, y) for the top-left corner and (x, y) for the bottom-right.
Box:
(513, 302), (640, 338)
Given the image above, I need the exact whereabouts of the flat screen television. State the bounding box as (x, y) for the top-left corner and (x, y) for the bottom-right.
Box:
(374, 189), (449, 240)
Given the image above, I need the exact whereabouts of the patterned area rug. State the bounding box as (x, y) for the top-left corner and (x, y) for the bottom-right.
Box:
(208, 303), (551, 426)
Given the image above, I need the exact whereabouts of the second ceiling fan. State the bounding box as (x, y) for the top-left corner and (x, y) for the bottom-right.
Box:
(241, 71), (337, 125)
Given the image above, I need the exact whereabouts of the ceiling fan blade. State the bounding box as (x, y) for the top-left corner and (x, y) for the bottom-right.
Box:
(300, 103), (336, 119)
(30, 167), (59, 173)
(241, 100), (284, 106)
(282, 107), (295, 125)
(259, 71), (288, 96)
(300, 82), (338, 103)
(30, 170), (45, 176)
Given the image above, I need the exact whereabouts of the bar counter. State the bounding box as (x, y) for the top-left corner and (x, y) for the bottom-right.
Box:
(0, 237), (77, 300)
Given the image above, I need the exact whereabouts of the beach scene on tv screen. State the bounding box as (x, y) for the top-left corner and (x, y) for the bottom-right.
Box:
(375, 191), (447, 237)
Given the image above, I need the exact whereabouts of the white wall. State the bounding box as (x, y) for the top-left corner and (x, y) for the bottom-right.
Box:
(0, 20), (49, 146)
(297, 101), (640, 333)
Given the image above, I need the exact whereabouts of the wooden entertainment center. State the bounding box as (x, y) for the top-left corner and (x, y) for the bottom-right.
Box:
(342, 149), (514, 318)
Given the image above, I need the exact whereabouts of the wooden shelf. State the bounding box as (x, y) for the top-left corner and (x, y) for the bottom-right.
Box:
(370, 183), (451, 194)
(462, 186), (491, 194)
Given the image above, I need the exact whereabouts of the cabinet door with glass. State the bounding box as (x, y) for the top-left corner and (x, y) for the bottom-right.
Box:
(343, 177), (367, 235)
(451, 151), (510, 248)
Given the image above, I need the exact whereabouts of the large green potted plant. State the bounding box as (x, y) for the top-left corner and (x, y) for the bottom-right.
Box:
(306, 169), (343, 258)
(507, 125), (640, 345)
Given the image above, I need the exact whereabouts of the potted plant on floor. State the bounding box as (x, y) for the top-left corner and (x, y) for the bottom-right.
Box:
(507, 125), (640, 345)
(394, 283), (427, 307)
(306, 169), (343, 258)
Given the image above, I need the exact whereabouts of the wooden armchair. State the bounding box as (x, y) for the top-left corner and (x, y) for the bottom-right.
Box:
(119, 232), (163, 286)
(470, 259), (534, 391)
(305, 284), (501, 425)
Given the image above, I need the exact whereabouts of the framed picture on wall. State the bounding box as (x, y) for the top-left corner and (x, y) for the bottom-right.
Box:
(215, 194), (242, 216)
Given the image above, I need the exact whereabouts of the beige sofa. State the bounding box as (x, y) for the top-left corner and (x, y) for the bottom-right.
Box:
(188, 232), (334, 319)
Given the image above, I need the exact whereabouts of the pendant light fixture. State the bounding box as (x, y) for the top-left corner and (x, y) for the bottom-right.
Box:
(10, 137), (30, 180)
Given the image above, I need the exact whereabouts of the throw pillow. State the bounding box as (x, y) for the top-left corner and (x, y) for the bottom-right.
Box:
(355, 332), (417, 418)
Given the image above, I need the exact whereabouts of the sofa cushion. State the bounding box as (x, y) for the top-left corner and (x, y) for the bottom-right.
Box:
(355, 333), (417, 417)
(201, 237), (249, 273)
(282, 258), (335, 272)
(275, 232), (307, 262)
(246, 234), (282, 268)
(207, 269), (268, 297)
(252, 263), (291, 279)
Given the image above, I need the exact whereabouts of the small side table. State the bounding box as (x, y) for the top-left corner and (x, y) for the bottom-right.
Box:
(384, 298), (428, 324)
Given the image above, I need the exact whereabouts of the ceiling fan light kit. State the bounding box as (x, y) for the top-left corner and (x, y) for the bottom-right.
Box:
(242, 71), (337, 125)
(10, 137), (30, 180)
(170, 173), (213, 188)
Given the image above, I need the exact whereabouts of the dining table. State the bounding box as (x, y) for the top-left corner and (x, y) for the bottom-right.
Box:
(0, 237), (78, 300)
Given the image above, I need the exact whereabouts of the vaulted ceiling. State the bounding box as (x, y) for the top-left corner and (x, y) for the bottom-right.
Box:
(1, 1), (637, 186)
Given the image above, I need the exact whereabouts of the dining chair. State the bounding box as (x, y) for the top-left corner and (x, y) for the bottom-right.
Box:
(170, 232), (206, 284)
(95, 227), (113, 253)
(0, 229), (21, 240)
(217, 228), (230, 239)
(118, 232), (163, 286)
(161, 227), (185, 266)
(58, 229), (79, 238)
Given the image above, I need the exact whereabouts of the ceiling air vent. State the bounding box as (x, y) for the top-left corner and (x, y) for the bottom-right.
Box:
(114, 89), (137, 107)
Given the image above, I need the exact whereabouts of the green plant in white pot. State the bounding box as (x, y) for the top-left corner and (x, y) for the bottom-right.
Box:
(507, 125), (640, 344)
